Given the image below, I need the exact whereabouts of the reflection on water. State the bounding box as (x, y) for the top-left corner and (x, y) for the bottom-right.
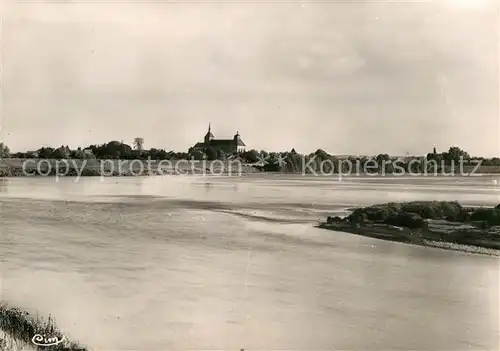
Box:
(2, 174), (499, 207)
(0, 178), (8, 193)
(0, 174), (499, 350)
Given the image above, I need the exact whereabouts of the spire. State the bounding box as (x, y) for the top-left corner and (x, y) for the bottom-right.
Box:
(204, 122), (214, 143)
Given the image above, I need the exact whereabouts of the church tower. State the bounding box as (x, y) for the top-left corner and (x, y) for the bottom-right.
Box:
(233, 131), (246, 153)
(204, 123), (214, 144)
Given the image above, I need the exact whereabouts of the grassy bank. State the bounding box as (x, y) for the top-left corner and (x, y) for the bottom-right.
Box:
(2, 158), (500, 177)
(318, 201), (500, 256)
(0, 158), (260, 177)
(0, 303), (87, 350)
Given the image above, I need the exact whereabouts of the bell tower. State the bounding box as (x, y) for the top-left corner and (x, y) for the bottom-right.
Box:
(204, 123), (214, 144)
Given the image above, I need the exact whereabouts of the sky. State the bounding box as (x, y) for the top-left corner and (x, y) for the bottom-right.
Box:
(0, 0), (498, 156)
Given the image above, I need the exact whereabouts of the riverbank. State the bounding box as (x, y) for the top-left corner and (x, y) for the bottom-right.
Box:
(2, 158), (500, 177)
(0, 303), (86, 351)
(317, 201), (500, 256)
(0, 158), (261, 177)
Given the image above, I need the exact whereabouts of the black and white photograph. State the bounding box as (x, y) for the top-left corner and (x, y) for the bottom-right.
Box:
(0, 0), (499, 349)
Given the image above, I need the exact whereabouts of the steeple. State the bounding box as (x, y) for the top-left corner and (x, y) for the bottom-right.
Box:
(204, 122), (214, 143)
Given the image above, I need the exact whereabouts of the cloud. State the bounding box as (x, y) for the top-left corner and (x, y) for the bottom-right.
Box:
(1, 1), (498, 156)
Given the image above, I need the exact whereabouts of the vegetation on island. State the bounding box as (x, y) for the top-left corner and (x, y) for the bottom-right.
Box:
(319, 201), (500, 254)
(0, 302), (86, 351)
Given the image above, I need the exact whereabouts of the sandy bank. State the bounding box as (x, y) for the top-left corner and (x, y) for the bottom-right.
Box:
(317, 201), (500, 256)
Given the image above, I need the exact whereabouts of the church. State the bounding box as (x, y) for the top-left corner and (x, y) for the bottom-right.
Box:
(191, 123), (246, 155)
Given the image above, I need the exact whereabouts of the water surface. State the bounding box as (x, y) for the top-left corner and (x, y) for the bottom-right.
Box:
(1, 174), (499, 350)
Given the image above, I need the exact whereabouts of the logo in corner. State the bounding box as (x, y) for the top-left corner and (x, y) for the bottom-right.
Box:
(32, 334), (65, 347)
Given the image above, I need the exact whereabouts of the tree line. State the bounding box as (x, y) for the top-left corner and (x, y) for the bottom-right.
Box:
(0, 141), (190, 160)
(1, 141), (499, 170)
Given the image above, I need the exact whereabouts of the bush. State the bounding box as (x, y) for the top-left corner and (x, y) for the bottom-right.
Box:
(401, 202), (441, 218)
(470, 208), (500, 225)
(206, 147), (217, 161)
(0, 302), (86, 350)
(349, 212), (368, 224)
(440, 201), (463, 219)
(399, 201), (462, 220)
(452, 209), (471, 222)
(189, 150), (204, 160)
(0, 168), (11, 177)
(326, 216), (344, 224)
(350, 203), (401, 222)
(240, 150), (260, 163)
(346, 201), (466, 227)
(385, 212), (425, 229)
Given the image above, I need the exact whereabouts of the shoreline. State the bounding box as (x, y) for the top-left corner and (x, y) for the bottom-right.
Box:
(2, 158), (500, 177)
(317, 201), (500, 256)
(2, 167), (500, 178)
(0, 303), (86, 351)
(317, 222), (500, 256)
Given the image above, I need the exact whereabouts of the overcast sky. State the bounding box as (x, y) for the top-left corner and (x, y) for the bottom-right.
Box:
(1, 0), (498, 156)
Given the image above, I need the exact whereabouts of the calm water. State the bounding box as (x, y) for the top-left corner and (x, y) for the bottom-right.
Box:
(1, 174), (499, 350)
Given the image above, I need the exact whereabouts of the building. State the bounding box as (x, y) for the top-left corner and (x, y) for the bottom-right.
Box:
(191, 123), (246, 155)
(83, 148), (94, 157)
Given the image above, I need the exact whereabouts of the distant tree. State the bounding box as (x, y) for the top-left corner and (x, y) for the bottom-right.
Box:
(206, 147), (217, 161)
(71, 147), (85, 159)
(37, 147), (55, 159)
(409, 158), (423, 173)
(376, 154), (390, 163)
(148, 148), (169, 160)
(52, 145), (70, 159)
(166, 151), (179, 159)
(285, 152), (302, 172)
(314, 149), (330, 161)
(190, 150), (204, 160)
(444, 146), (470, 164)
(375, 153), (391, 170)
(94, 141), (133, 159)
(384, 160), (395, 173)
(435, 153), (444, 164)
(0, 142), (10, 158)
(175, 152), (189, 160)
(266, 152), (278, 163)
(217, 149), (227, 160)
(241, 149), (260, 163)
(133, 137), (144, 152)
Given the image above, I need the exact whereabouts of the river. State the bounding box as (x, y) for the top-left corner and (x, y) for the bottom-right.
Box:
(0, 174), (499, 350)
